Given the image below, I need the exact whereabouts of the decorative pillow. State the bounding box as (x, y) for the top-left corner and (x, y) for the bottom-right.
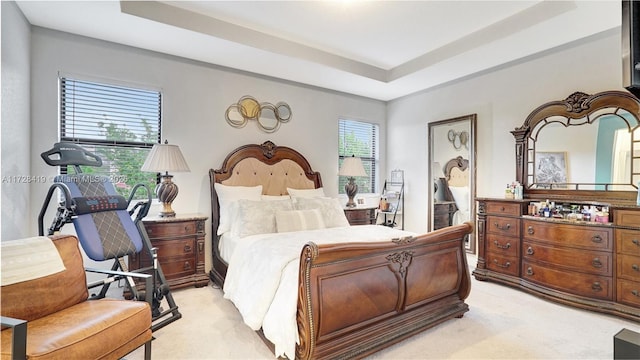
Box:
(231, 199), (293, 238)
(214, 183), (263, 235)
(286, 187), (326, 198)
(449, 186), (470, 212)
(262, 195), (291, 201)
(275, 209), (326, 233)
(293, 197), (350, 228)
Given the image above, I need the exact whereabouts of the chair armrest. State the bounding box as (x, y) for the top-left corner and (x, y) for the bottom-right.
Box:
(1, 316), (27, 360)
(85, 268), (153, 307)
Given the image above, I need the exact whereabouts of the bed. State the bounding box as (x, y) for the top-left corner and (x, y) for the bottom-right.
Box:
(209, 141), (473, 360)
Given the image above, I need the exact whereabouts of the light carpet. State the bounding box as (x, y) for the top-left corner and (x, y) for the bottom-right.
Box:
(128, 255), (639, 359)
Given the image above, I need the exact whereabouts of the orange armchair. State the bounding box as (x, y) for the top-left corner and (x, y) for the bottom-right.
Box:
(1, 235), (152, 360)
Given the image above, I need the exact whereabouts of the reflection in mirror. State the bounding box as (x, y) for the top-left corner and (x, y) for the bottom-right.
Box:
(513, 90), (640, 202)
(428, 114), (477, 253)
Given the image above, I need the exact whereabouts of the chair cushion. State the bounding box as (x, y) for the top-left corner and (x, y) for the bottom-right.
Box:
(0, 299), (151, 360)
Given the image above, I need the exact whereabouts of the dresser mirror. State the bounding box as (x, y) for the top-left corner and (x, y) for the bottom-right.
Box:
(512, 90), (640, 203)
(428, 114), (477, 253)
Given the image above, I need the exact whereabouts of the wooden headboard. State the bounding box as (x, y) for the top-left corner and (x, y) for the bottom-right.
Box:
(443, 156), (469, 202)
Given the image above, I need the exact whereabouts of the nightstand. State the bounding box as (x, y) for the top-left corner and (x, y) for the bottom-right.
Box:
(343, 206), (377, 225)
(129, 213), (209, 291)
(433, 201), (456, 230)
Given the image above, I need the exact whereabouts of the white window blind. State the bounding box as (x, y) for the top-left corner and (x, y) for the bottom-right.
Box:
(59, 77), (161, 197)
(338, 119), (378, 194)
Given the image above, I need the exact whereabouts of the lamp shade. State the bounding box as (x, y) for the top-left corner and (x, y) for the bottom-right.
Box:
(141, 141), (190, 173)
(339, 156), (367, 177)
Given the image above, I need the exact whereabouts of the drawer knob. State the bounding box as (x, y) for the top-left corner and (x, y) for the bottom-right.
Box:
(527, 226), (534, 235)
(526, 246), (534, 255)
(183, 262), (191, 271)
(526, 266), (534, 276)
(493, 259), (511, 269)
(633, 264), (640, 272)
(632, 290), (640, 297)
(591, 258), (602, 268)
(494, 240), (511, 250)
(500, 206), (506, 212)
(591, 282), (602, 292)
(494, 223), (511, 231)
(633, 239), (640, 246)
(184, 244), (192, 252)
(591, 235), (603, 243)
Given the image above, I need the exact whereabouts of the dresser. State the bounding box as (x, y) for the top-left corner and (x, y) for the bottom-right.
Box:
(616, 209), (640, 308)
(343, 206), (377, 225)
(129, 214), (209, 290)
(474, 198), (640, 321)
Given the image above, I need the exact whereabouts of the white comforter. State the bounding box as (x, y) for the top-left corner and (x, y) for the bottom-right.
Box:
(223, 225), (415, 359)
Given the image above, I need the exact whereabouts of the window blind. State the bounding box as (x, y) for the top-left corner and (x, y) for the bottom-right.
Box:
(59, 77), (161, 197)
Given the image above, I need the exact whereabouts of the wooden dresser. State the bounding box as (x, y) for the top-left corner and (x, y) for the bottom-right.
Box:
(474, 198), (640, 321)
(129, 214), (209, 290)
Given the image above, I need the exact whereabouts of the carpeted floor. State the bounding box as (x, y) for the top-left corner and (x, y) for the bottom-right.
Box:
(128, 255), (640, 359)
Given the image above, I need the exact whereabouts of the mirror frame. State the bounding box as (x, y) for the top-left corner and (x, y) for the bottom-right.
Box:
(428, 114), (477, 253)
(512, 90), (640, 203)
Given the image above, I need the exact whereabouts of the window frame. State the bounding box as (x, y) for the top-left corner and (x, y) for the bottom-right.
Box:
(338, 118), (379, 195)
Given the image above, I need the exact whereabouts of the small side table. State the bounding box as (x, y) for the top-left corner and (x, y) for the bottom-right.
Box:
(343, 206), (377, 225)
(433, 201), (457, 230)
(129, 213), (209, 291)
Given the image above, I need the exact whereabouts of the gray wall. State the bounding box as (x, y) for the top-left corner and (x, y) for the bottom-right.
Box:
(387, 29), (624, 234)
(1, 1), (31, 240)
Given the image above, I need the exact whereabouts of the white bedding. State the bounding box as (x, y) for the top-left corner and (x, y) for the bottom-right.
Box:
(222, 225), (415, 359)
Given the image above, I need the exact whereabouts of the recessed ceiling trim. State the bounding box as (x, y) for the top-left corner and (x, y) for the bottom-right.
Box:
(120, 1), (388, 82)
(389, 1), (577, 81)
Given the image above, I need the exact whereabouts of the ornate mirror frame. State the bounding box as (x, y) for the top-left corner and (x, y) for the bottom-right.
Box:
(428, 114), (477, 253)
(512, 90), (640, 203)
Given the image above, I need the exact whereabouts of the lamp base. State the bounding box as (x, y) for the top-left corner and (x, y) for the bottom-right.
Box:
(156, 173), (179, 218)
(344, 177), (358, 208)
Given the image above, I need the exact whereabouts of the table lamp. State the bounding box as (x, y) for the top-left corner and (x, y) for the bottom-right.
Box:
(141, 140), (191, 217)
(339, 155), (367, 208)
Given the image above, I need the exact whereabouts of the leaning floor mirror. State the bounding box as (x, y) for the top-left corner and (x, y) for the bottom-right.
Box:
(428, 114), (477, 253)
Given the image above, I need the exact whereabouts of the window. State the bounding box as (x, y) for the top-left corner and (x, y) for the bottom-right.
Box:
(338, 119), (378, 194)
(59, 77), (161, 197)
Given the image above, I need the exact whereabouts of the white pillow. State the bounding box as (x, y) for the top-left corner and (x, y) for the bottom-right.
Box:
(449, 186), (470, 212)
(275, 209), (326, 233)
(261, 195), (291, 201)
(214, 183), (263, 235)
(231, 199), (293, 238)
(293, 197), (350, 228)
(286, 187), (326, 198)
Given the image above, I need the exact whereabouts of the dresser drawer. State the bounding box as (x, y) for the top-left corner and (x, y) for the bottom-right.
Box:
(615, 209), (640, 227)
(145, 221), (197, 237)
(618, 254), (640, 281)
(486, 202), (522, 216)
(522, 220), (612, 251)
(617, 228), (640, 256)
(486, 253), (519, 277)
(617, 279), (640, 307)
(522, 260), (613, 300)
(486, 233), (519, 257)
(486, 216), (521, 237)
(157, 257), (197, 280)
(522, 241), (612, 276)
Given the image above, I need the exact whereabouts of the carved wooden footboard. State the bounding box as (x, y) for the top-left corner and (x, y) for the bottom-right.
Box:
(296, 222), (473, 360)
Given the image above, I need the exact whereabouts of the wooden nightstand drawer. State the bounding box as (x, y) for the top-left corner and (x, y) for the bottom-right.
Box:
(344, 207), (376, 225)
(134, 238), (195, 262)
(145, 221), (197, 237)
